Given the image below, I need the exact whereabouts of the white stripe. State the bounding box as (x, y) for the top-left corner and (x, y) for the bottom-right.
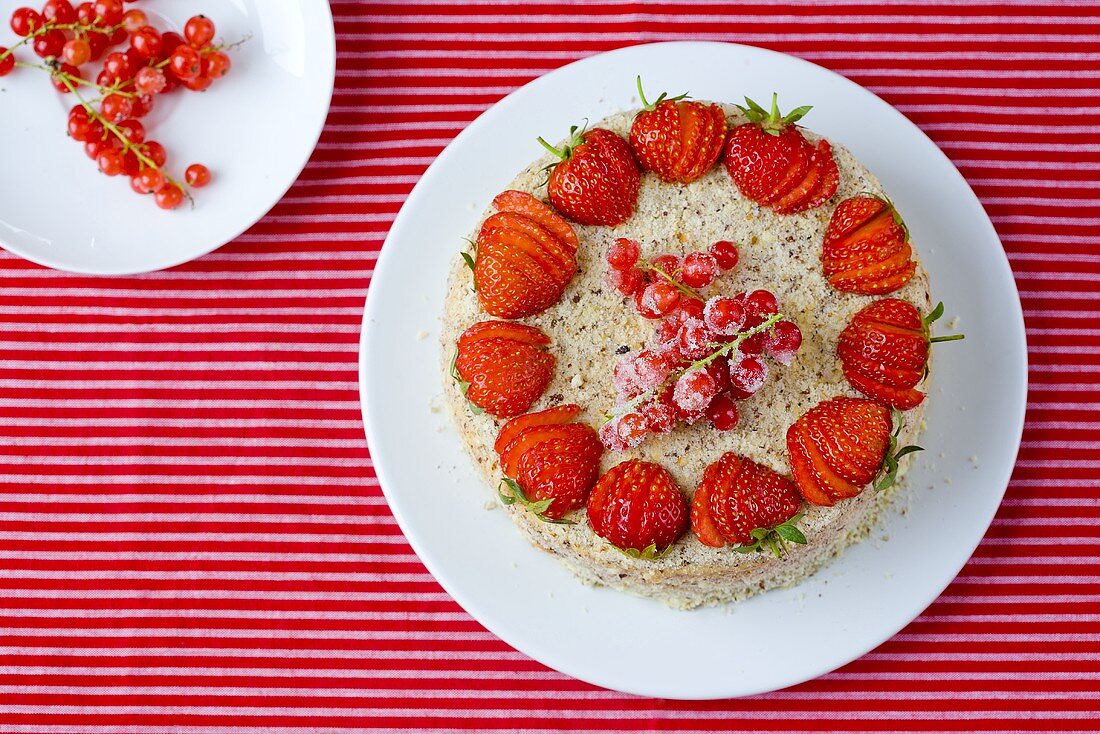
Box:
(3, 628), (488, 641)
(0, 648), (525, 660)
(365, 12), (1100, 25)
(0, 609), (467, 621)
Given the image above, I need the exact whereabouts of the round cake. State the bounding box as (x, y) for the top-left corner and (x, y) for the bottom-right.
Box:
(441, 97), (941, 609)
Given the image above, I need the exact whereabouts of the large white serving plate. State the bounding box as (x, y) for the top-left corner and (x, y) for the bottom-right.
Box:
(360, 41), (1027, 699)
(0, 0), (335, 274)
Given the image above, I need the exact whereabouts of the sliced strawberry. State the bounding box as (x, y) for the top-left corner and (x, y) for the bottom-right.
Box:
(771, 148), (823, 213)
(480, 224), (573, 290)
(823, 195), (916, 296)
(672, 102), (705, 179)
(797, 141), (839, 211)
(690, 482), (727, 548)
(474, 232), (562, 319)
(494, 404), (581, 455)
(458, 320), (550, 348)
(587, 460), (688, 555)
(759, 132), (812, 205)
(845, 370), (925, 410)
(515, 428), (602, 519)
(829, 258), (916, 295)
(481, 213), (577, 282)
(786, 423), (835, 507)
(500, 422), (591, 478)
(800, 423), (864, 502)
(838, 344), (922, 388)
(492, 190), (578, 252)
(454, 322), (554, 418)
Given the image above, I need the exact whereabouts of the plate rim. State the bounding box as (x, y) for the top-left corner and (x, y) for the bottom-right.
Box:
(360, 40), (1028, 699)
(0, 0), (337, 276)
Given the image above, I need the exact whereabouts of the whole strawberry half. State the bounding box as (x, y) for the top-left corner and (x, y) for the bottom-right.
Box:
(452, 320), (554, 418)
(494, 404), (603, 520)
(538, 125), (640, 227)
(786, 396), (919, 507)
(629, 77), (727, 184)
(822, 195), (917, 295)
(723, 93), (838, 214)
(471, 190), (579, 319)
(587, 459), (688, 557)
(839, 299), (965, 410)
(691, 453), (805, 555)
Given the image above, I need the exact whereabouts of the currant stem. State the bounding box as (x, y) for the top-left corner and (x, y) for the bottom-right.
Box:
(16, 61), (136, 98)
(930, 334), (965, 343)
(647, 262), (704, 302)
(609, 312), (784, 418)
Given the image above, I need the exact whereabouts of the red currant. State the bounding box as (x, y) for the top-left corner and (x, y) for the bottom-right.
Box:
(651, 254), (680, 277)
(74, 2), (94, 24)
(677, 297), (705, 321)
(108, 26), (126, 45)
(142, 140), (165, 166)
(185, 163), (211, 187)
(709, 240), (740, 270)
(67, 111), (93, 140)
(100, 93), (131, 121)
(92, 0), (123, 25)
(158, 31), (184, 58)
(677, 318), (715, 360)
(680, 252), (719, 289)
(87, 32), (106, 60)
(607, 266), (643, 297)
(0, 49), (13, 76)
(155, 183), (184, 210)
(639, 397), (677, 434)
(169, 44), (201, 79)
(128, 92), (153, 118)
(119, 149), (139, 177)
(96, 148), (122, 176)
(132, 166), (164, 193)
(134, 65), (165, 94)
(33, 29), (64, 58)
(120, 7), (145, 31)
(129, 25), (161, 58)
(101, 51), (132, 82)
(203, 50), (230, 79)
(606, 237), (640, 270)
(41, 0), (76, 24)
(10, 7), (43, 36)
(115, 117), (144, 143)
(184, 14), (215, 48)
(62, 38), (90, 65)
(705, 393), (740, 431)
(181, 73), (212, 92)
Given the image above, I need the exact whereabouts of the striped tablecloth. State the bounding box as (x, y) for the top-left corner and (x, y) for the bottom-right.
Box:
(2, 0), (1097, 731)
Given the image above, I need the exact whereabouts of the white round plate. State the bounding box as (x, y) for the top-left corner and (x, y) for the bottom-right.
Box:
(0, 0), (334, 275)
(360, 42), (1027, 699)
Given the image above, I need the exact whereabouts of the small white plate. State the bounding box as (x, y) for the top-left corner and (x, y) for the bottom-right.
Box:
(0, 0), (334, 275)
(360, 42), (1027, 699)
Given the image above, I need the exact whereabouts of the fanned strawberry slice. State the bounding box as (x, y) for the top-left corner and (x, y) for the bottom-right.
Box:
(514, 433), (602, 519)
(492, 190), (579, 253)
(822, 195), (917, 295)
(845, 370), (925, 411)
(482, 213), (576, 280)
(500, 422), (593, 478)
(690, 482), (727, 548)
(772, 140), (838, 214)
(453, 321), (554, 418)
(494, 404), (581, 455)
(480, 222), (574, 288)
(756, 129), (812, 205)
(629, 79), (727, 184)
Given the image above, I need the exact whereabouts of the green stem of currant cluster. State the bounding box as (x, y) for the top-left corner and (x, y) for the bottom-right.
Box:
(608, 312), (784, 420)
(0, 16), (126, 64)
(59, 75), (189, 196)
(647, 262), (703, 302)
(15, 60), (135, 98)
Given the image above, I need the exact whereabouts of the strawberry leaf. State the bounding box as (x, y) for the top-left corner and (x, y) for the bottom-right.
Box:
(497, 478), (574, 525)
(449, 350), (484, 416)
(733, 513), (807, 557)
(613, 542), (669, 561)
(874, 415), (923, 491)
(923, 301), (945, 326)
(781, 104), (813, 124)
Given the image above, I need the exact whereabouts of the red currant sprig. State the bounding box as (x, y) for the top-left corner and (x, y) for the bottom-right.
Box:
(605, 238), (741, 319)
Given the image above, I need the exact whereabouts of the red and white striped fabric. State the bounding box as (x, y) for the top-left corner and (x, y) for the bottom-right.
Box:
(1, 0), (1097, 730)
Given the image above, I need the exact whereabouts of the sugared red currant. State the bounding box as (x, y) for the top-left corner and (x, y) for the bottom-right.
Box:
(640, 396), (677, 434)
(134, 65), (165, 94)
(10, 7), (43, 37)
(606, 237), (640, 270)
(184, 14), (215, 48)
(710, 240), (740, 270)
(745, 289), (779, 319)
(703, 296), (746, 336)
(673, 368), (718, 414)
(705, 394), (740, 431)
(155, 183), (184, 210)
(763, 320), (803, 365)
(729, 355), (767, 398)
(128, 93), (153, 118)
(680, 252), (719, 289)
(638, 281), (680, 319)
(652, 254), (680, 276)
(677, 319), (714, 360)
